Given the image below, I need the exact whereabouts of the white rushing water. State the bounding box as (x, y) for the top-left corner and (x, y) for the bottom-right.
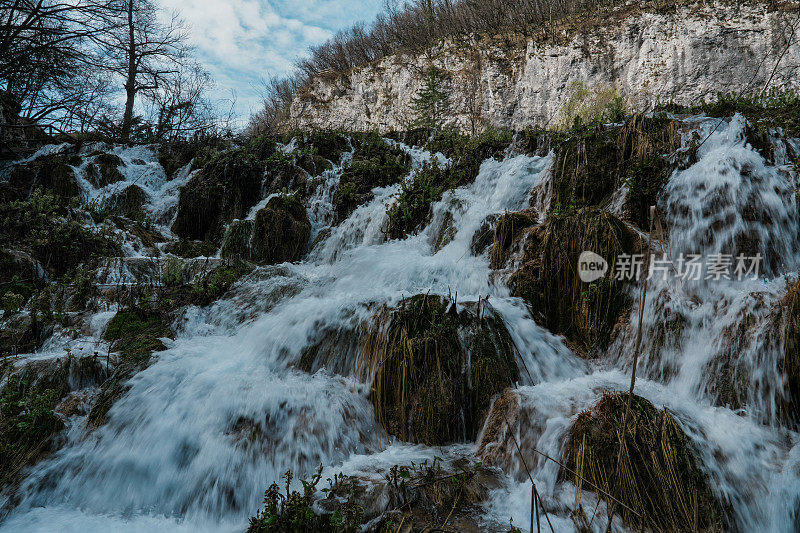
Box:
(2, 116), (800, 532)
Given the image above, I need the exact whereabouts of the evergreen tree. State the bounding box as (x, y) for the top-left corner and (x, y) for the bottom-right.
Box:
(411, 66), (451, 130)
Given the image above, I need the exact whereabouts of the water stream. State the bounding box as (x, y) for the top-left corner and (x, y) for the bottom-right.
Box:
(1, 117), (799, 531)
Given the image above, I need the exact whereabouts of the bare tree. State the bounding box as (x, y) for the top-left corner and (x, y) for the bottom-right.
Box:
(144, 62), (215, 141)
(0, 0), (118, 131)
(97, 0), (189, 141)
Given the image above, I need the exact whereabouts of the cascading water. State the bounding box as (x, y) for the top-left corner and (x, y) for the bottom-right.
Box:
(1, 115), (799, 532)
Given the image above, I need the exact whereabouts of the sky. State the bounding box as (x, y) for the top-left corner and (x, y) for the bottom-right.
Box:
(156, 0), (383, 124)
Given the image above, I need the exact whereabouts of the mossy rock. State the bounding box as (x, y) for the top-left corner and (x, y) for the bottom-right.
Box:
(366, 294), (518, 445)
(295, 152), (332, 175)
(562, 392), (725, 531)
(384, 161), (448, 240)
(106, 184), (146, 219)
(220, 220), (254, 261)
(263, 159), (309, 197)
(501, 208), (636, 355)
(8, 154), (80, 201)
(102, 307), (173, 363)
(0, 249), (40, 285)
(383, 129), (512, 240)
(774, 280), (800, 428)
(32, 220), (121, 277)
(158, 138), (229, 180)
(489, 209), (538, 268)
(163, 239), (218, 259)
(250, 196), (310, 265)
(295, 130), (350, 162)
(172, 137), (276, 243)
(332, 137), (410, 222)
(0, 313), (52, 356)
(86, 153), (125, 188)
(0, 355), (106, 486)
(552, 116), (680, 225)
(0, 375), (65, 487)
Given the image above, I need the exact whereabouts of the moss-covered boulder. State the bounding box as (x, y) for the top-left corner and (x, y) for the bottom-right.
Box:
(86, 153), (124, 188)
(106, 184), (146, 219)
(562, 392), (725, 532)
(496, 208), (636, 355)
(33, 220), (121, 277)
(250, 195), (310, 265)
(332, 136), (410, 222)
(294, 130), (350, 163)
(171, 137), (276, 242)
(0, 313), (52, 356)
(220, 220), (254, 261)
(772, 280), (800, 428)
(551, 115), (680, 230)
(102, 307), (173, 364)
(364, 294), (518, 445)
(8, 154), (80, 201)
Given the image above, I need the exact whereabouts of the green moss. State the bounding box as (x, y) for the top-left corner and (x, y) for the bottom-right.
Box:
(624, 155), (671, 229)
(106, 184), (146, 219)
(172, 137), (277, 242)
(294, 130), (350, 162)
(332, 135), (410, 222)
(103, 307), (173, 363)
(778, 280), (800, 428)
(86, 153), (124, 188)
(220, 220), (254, 261)
(384, 161), (447, 240)
(250, 195), (311, 264)
(191, 265), (242, 305)
(163, 239), (218, 259)
(384, 128), (512, 240)
(369, 294), (518, 445)
(0, 376), (63, 486)
(8, 155), (80, 201)
(0, 188), (121, 277)
(551, 115), (680, 225)
(563, 392), (725, 531)
(666, 89), (800, 136)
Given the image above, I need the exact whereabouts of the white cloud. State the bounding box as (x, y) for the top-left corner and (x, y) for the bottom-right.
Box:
(156, 0), (383, 122)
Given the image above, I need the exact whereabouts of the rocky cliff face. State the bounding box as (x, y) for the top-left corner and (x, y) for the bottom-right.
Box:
(289, 2), (800, 132)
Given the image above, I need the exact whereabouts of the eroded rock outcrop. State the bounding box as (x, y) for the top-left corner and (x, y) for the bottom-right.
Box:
(290, 2), (800, 132)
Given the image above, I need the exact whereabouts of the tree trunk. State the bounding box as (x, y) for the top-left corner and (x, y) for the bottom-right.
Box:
(121, 0), (136, 142)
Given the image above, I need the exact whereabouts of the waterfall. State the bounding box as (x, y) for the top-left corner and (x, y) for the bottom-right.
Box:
(2, 118), (799, 532)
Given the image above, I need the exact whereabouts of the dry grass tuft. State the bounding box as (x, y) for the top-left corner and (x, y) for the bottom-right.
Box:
(359, 294), (518, 445)
(563, 392), (726, 532)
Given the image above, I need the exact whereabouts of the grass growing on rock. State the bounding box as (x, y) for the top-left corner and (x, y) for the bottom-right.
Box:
(102, 306), (173, 363)
(562, 392), (725, 532)
(361, 294), (518, 445)
(86, 153), (124, 188)
(501, 208), (636, 355)
(332, 134), (410, 222)
(551, 115), (680, 229)
(171, 136), (277, 242)
(0, 376), (63, 486)
(777, 280), (800, 428)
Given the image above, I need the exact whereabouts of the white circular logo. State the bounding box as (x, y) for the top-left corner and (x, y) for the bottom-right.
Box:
(578, 251), (608, 282)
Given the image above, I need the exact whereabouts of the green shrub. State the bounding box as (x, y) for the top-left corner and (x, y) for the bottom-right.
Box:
(0, 376), (63, 485)
(248, 468), (364, 533)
